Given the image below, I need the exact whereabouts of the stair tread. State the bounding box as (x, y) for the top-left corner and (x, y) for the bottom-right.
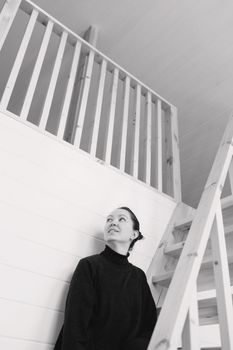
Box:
(166, 222), (233, 259)
(173, 194), (233, 231)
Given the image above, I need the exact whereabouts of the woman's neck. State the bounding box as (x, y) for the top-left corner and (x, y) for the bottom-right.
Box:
(106, 242), (129, 256)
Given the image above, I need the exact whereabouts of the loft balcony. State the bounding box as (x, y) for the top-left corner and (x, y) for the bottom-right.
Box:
(0, 0), (181, 202)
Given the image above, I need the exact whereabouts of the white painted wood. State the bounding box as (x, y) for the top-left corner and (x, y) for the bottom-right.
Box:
(0, 0), (21, 51)
(0, 111), (177, 349)
(170, 106), (182, 202)
(105, 67), (119, 163)
(73, 49), (95, 147)
(132, 84), (141, 178)
(182, 285), (200, 350)
(0, 8), (38, 109)
(20, 20), (53, 120)
(0, 337), (53, 350)
(0, 232), (78, 281)
(0, 298), (63, 343)
(119, 75), (130, 171)
(229, 158), (233, 194)
(146, 91), (152, 185)
(39, 31), (68, 130)
(156, 99), (162, 192)
(90, 58), (107, 156)
(57, 40), (81, 139)
(0, 263), (68, 311)
(210, 203), (233, 350)
(148, 114), (233, 350)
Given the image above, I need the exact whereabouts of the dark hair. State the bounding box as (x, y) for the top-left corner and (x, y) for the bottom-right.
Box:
(118, 207), (144, 252)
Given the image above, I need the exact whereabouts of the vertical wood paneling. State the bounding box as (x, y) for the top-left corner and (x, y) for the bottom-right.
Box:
(146, 91), (152, 185)
(20, 20), (54, 120)
(119, 76), (130, 171)
(0, 9), (38, 109)
(170, 106), (182, 202)
(132, 84), (141, 178)
(156, 99), (162, 192)
(0, 0), (21, 51)
(105, 68), (119, 163)
(182, 285), (200, 350)
(90, 59), (107, 156)
(57, 40), (81, 139)
(39, 31), (68, 130)
(211, 204), (233, 350)
(73, 50), (95, 147)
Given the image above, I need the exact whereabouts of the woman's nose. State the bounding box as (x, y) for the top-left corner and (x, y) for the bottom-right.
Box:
(110, 217), (118, 225)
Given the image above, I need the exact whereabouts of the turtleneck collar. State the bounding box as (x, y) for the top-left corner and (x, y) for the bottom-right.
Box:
(101, 245), (129, 265)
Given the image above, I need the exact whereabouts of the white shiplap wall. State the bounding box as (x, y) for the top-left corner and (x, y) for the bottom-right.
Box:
(0, 111), (177, 349)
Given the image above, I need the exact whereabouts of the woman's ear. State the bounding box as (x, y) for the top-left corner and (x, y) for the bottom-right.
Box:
(132, 230), (139, 240)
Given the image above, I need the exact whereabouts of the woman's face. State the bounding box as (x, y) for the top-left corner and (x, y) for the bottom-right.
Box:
(104, 208), (137, 245)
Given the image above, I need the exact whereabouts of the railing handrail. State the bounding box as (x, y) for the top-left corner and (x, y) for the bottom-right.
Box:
(21, 0), (174, 108)
(148, 114), (233, 349)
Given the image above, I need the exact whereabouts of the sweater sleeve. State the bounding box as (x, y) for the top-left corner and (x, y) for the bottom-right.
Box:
(61, 258), (96, 350)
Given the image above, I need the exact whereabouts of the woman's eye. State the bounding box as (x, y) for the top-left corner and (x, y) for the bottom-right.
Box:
(106, 218), (112, 223)
(119, 217), (126, 222)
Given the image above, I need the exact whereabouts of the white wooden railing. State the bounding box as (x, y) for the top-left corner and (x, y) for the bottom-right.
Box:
(0, 0), (181, 201)
(148, 114), (233, 349)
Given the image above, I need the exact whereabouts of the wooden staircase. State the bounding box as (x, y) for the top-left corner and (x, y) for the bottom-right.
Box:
(147, 115), (233, 349)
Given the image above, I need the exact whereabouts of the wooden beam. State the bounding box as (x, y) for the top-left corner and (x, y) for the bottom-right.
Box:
(147, 114), (233, 350)
(73, 49), (95, 147)
(57, 40), (81, 139)
(132, 84), (141, 178)
(39, 30), (68, 130)
(182, 285), (200, 350)
(119, 76), (130, 171)
(20, 20), (53, 120)
(1, 8), (38, 110)
(146, 91), (152, 185)
(105, 68), (119, 164)
(163, 108), (173, 197)
(156, 99), (162, 192)
(170, 106), (182, 202)
(211, 203), (233, 350)
(90, 59), (107, 157)
(0, 0), (21, 52)
(65, 26), (98, 144)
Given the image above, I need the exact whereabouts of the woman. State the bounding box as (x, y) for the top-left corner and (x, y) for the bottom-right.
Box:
(54, 207), (157, 350)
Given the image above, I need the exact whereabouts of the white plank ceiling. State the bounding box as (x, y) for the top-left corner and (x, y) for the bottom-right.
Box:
(30, 0), (233, 207)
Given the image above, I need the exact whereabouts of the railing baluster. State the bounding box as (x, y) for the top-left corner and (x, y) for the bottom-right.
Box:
(211, 202), (233, 350)
(163, 106), (181, 200)
(57, 40), (81, 139)
(20, 19), (53, 120)
(119, 76), (130, 171)
(90, 59), (107, 157)
(73, 49), (95, 147)
(0, 0), (21, 51)
(156, 99), (162, 192)
(146, 91), (152, 185)
(182, 285), (200, 350)
(1, 8), (38, 110)
(105, 68), (119, 164)
(170, 106), (181, 202)
(39, 30), (68, 130)
(132, 84), (141, 178)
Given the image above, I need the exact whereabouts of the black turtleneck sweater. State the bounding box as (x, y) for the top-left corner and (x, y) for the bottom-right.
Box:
(54, 246), (157, 350)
